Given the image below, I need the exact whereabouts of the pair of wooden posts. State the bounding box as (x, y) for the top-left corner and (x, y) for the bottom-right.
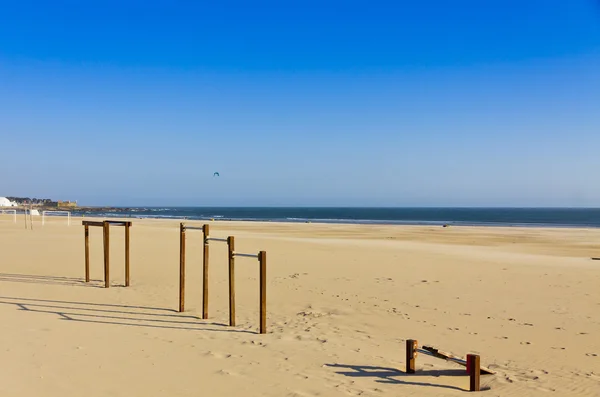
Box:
(179, 223), (267, 334)
(83, 220), (132, 288)
(406, 339), (482, 392)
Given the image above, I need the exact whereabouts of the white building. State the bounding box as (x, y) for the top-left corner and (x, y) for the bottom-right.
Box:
(0, 197), (17, 207)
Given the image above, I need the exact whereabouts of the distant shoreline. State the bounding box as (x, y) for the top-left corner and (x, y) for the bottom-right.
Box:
(62, 206), (600, 229)
(6, 206), (599, 229)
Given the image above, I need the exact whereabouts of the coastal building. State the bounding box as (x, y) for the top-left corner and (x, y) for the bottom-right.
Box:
(0, 197), (18, 207)
(57, 200), (77, 208)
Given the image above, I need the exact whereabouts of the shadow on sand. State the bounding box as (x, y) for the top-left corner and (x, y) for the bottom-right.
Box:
(0, 272), (105, 288)
(0, 295), (255, 334)
(325, 363), (469, 392)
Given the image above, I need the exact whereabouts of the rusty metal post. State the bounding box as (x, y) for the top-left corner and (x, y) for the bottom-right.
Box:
(228, 236), (235, 326)
(202, 224), (210, 319)
(467, 354), (480, 391)
(179, 223), (186, 312)
(406, 339), (417, 374)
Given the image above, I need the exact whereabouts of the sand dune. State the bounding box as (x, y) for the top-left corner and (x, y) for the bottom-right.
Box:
(1, 216), (599, 396)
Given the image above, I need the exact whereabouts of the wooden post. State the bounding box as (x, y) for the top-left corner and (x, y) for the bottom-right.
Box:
(103, 221), (110, 288)
(84, 224), (90, 282)
(228, 236), (235, 327)
(406, 339), (417, 374)
(259, 251), (267, 334)
(125, 222), (130, 287)
(202, 224), (209, 319)
(467, 354), (480, 392)
(179, 223), (186, 312)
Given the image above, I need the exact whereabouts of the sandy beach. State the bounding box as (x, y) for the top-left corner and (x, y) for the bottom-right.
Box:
(0, 217), (599, 396)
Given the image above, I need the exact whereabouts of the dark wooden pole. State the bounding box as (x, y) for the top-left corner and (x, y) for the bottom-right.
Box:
(179, 223), (186, 312)
(259, 251), (267, 334)
(125, 222), (130, 287)
(103, 221), (110, 288)
(228, 236), (235, 326)
(202, 224), (210, 319)
(84, 224), (90, 282)
(467, 354), (481, 392)
(406, 339), (417, 374)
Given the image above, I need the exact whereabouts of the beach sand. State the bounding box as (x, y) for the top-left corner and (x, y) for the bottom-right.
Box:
(0, 217), (599, 396)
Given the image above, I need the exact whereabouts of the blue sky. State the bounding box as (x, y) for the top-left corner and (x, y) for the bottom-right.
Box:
(1, 1), (599, 206)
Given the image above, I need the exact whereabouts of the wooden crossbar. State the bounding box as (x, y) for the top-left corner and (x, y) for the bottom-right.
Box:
(234, 252), (259, 259)
(418, 346), (495, 375)
(82, 221), (104, 227)
(206, 237), (228, 242)
(83, 220), (132, 227)
(104, 221), (132, 227)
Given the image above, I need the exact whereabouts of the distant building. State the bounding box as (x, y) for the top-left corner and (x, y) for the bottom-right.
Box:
(0, 197), (18, 207)
(57, 200), (77, 208)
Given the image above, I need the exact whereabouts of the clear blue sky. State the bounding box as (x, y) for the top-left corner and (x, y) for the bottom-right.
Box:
(1, 1), (599, 206)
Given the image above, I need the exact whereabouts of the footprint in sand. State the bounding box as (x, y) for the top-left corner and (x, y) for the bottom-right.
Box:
(586, 353), (597, 357)
(520, 341), (531, 345)
(215, 369), (237, 376)
(204, 351), (235, 359)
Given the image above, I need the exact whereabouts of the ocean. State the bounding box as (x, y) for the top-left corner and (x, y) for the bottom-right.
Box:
(73, 207), (600, 228)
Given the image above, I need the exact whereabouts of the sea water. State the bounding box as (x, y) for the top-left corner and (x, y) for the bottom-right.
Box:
(74, 207), (600, 228)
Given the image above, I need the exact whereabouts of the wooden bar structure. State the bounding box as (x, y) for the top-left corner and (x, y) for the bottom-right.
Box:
(406, 339), (417, 374)
(229, 248), (267, 333)
(228, 236), (236, 327)
(103, 221), (110, 288)
(202, 224), (209, 319)
(84, 224), (90, 282)
(179, 223), (186, 312)
(125, 222), (130, 286)
(82, 220), (132, 288)
(258, 250), (267, 334)
(178, 223), (268, 333)
(405, 340), (493, 392)
(178, 223), (219, 315)
(467, 354), (481, 392)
